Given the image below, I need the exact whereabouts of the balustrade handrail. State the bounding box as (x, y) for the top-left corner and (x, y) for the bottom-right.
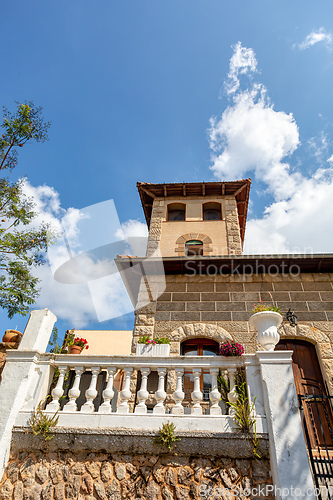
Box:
(51, 353), (257, 370)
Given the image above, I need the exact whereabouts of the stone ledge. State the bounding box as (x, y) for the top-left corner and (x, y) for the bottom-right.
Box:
(12, 428), (269, 459)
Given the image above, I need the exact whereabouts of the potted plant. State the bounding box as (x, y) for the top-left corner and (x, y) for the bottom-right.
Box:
(66, 333), (89, 354)
(219, 341), (244, 356)
(249, 302), (283, 351)
(2, 329), (22, 344)
(136, 336), (171, 356)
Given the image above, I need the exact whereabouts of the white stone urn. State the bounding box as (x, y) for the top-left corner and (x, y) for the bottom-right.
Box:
(249, 311), (283, 351)
(136, 343), (170, 357)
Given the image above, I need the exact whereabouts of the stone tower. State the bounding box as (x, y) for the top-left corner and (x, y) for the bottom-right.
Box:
(117, 179), (252, 355)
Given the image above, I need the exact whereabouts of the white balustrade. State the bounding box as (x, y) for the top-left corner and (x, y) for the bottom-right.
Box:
(81, 368), (100, 412)
(153, 367), (167, 414)
(191, 368), (203, 415)
(99, 367), (116, 414)
(172, 368), (185, 415)
(64, 366), (84, 412)
(45, 366), (67, 412)
(42, 355), (247, 418)
(209, 368), (222, 415)
(135, 368), (150, 414)
(117, 367), (133, 414)
(227, 368), (238, 416)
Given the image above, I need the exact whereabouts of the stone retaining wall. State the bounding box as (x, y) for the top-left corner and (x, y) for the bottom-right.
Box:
(0, 430), (272, 500)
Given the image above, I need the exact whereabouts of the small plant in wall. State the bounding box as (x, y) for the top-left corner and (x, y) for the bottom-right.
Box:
(152, 421), (181, 452)
(28, 401), (59, 441)
(228, 382), (261, 459)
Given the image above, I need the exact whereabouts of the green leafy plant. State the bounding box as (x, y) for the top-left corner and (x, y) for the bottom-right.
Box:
(28, 401), (59, 441)
(138, 336), (170, 345)
(228, 382), (261, 459)
(155, 337), (170, 344)
(48, 326), (67, 354)
(0, 102), (54, 318)
(217, 369), (246, 413)
(252, 301), (280, 314)
(152, 421), (181, 452)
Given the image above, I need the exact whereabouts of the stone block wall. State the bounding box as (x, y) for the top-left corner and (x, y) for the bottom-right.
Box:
(132, 272), (333, 390)
(0, 430), (272, 500)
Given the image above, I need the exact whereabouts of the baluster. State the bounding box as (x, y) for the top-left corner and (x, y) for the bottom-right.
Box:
(63, 366), (84, 412)
(117, 367), (133, 413)
(209, 368), (222, 415)
(99, 367), (116, 414)
(153, 368), (167, 414)
(135, 368), (150, 414)
(227, 368), (238, 416)
(46, 366), (67, 412)
(81, 367), (100, 412)
(191, 368), (203, 415)
(172, 368), (184, 415)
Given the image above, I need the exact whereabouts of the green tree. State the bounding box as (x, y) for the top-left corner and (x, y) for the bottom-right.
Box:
(0, 102), (53, 318)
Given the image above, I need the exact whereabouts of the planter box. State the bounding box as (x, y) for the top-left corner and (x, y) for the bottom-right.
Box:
(136, 344), (170, 357)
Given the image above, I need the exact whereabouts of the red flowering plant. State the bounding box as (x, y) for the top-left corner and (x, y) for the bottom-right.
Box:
(66, 332), (89, 350)
(219, 341), (244, 357)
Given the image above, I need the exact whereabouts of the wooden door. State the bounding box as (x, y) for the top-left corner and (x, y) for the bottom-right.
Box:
(276, 339), (333, 449)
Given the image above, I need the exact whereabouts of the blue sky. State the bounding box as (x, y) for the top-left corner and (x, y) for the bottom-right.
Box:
(1, 1), (333, 340)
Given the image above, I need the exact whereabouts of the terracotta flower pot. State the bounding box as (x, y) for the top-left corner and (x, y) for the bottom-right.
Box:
(2, 329), (22, 343)
(68, 345), (83, 354)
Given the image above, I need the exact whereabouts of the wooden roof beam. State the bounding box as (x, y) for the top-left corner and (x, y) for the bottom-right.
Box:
(222, 183), (225, 195)
(233, 183), (247, 197)
(183, 184), (186, 196)
(202, 183), (205, 196)
(164, 185), (167, 197)
(140, 186), (156, 198)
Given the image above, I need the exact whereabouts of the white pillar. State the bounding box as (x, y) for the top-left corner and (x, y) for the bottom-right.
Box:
(191, 368), (203, 415)
(81, 368), (100, 412)
(209, 368), (221, 415)
(0, 309), (57, 480)
(135, 368), (150, 414)
(45, 366), (67, 412)
(99, 367), (116, 414)
(63, 366), (83, 412)
(257, 351), (315, 500)
(153, 368), (167, 414)
(117, 368), (133, 414)
(19, 309), (57, 352)
(172, 368), (185, 415)
(227, 367), (238, 416)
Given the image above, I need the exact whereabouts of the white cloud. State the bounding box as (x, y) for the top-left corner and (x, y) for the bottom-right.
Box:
(19, 182), (149, 327)
(298, 28), (333, 50)
(225, 42), (258, 95)
(210, 42), (333, 254)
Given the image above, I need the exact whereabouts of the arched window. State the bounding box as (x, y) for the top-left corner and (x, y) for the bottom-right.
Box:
(203, 202), (222, 221)
(167, 203), (186, 221)
(185, 240), (203, 256)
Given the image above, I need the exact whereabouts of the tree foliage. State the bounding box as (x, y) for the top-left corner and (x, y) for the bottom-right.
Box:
(0, 102), (52, 318)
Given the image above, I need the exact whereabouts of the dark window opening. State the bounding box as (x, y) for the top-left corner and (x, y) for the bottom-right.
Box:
(185, 240), (203, 256)
(203, 202), (222, 221)
(167, 203), (186, 221)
